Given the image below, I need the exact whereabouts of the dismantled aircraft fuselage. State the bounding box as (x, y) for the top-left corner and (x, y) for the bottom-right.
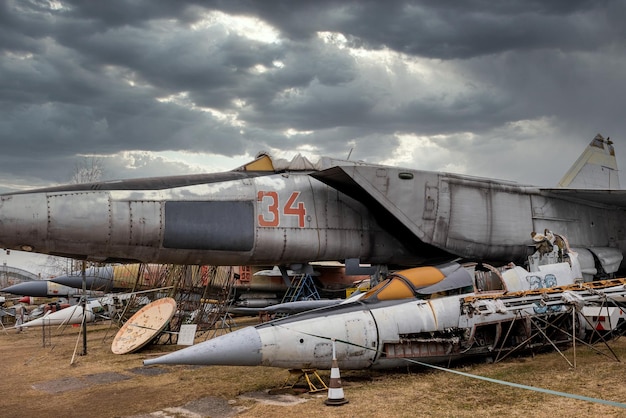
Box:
(144, 244), (626, 370)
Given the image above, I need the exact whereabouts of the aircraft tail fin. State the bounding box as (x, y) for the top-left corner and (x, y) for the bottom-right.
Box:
(557, 134), (620, 189)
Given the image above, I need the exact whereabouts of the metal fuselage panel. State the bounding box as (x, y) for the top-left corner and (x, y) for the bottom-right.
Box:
(367, 297), (465, 369)
(257, 308), (379, 369)
(327, 165), (626, 265)
(0, 173), (412, 265)
(248, 262), (584, 370)
(440, 178), (534, 260)
(530, 193), (626, 250)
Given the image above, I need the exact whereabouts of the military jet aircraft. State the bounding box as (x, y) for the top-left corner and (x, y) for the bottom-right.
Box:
(144, 234), (626, 369)
(0, 134), (623, 278)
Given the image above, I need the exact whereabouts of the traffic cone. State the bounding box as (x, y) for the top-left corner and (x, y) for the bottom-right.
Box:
(324, 339), (349, 406)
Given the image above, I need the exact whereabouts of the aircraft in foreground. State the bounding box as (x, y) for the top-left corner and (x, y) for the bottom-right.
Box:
(0, 135), (622, 279)
(144, 233), (626, 369)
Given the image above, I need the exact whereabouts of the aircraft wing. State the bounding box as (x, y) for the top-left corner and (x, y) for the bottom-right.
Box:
(4, 152), (290, 196)
(539, 189), (626, 208)
(311, 163), (626, 264)
(311, 165), (456, 263)
(6, 171), (270, 195)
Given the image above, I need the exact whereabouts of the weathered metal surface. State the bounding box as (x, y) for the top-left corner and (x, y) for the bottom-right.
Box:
(0, 173), (416, 266)
(0, 135), (624, 270)
(145, 250), (626, 370)
(313, 165), (626, 265)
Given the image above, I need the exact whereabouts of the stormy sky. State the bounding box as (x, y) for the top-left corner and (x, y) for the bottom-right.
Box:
(1, 0), (625, 195)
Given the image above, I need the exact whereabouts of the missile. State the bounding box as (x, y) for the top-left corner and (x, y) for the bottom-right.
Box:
(1, 281), (79, 297)
(230, 298), (343, 316)
(18, 296), (64, 305)
(50, 264), (177, 291)
(20, 299), (104, 327)
(50, 265), (115, 291)
(142, 263), (465, 369)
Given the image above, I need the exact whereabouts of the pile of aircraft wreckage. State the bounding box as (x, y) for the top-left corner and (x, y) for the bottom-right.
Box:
(144, 231), (626, 369)
(0, 134), (625, 371)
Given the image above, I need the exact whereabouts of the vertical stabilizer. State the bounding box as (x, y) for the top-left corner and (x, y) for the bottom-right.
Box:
(557, 134), (620, 189)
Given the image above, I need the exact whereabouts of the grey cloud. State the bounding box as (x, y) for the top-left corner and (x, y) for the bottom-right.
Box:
(0, 0), (624, 191)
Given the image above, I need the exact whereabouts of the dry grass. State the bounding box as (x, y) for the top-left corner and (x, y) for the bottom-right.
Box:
(2, 319), (626, 417)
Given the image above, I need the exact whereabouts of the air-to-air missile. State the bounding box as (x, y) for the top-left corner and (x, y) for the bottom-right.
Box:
(144, 235), (626, 369)
(0, 135), (623, 279)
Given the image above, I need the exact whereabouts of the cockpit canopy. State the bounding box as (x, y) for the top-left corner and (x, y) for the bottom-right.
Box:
(362, 262), (505, 302)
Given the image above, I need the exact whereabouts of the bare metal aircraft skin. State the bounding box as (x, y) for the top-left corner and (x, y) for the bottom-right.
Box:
(0, 135), (624, 273)
(0, 157), (421, 267)
(144, 244), (626, 370)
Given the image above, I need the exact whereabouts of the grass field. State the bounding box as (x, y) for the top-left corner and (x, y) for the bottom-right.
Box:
(1, 318), (626, 417)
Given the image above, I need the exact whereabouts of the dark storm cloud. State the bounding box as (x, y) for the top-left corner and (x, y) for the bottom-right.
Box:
(181, 0), (620, 58)
(0, 0), (624, 191)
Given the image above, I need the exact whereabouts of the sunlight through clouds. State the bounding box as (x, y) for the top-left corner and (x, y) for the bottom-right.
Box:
(191, 11), (281, 44)
(1, 1), (623, 191)
(381, 133), (468, 173)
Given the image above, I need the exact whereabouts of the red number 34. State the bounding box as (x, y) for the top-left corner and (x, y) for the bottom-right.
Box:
(257, 191), (306, 228)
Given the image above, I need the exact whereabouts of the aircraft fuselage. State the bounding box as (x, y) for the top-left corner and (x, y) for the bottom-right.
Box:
(145, 257), (626, 370)
(0, 153), (624, 272)
(0, 172), (421, 266)
(316, 164), (626, 269)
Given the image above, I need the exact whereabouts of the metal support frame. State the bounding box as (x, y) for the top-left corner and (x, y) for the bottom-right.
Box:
(493, 303), (623, 367)
(279, 368), (329, 393)
(41, 316), (51, 348)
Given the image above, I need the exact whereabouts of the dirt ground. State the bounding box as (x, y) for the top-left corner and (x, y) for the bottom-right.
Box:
(2, 318), (626, 418)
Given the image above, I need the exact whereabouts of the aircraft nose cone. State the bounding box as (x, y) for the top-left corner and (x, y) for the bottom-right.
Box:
(1, 281), (76, 297)
(2, 281), (48, 297)
(143, 326), (262, 366)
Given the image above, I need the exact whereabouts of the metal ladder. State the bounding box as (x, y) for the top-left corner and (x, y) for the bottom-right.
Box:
(281, 273), (320, 303)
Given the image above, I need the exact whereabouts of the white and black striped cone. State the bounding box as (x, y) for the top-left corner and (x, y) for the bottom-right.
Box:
(324, 339), (349, 406)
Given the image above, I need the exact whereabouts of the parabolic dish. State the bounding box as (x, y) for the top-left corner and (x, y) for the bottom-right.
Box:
(111, 297), (177, 355)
